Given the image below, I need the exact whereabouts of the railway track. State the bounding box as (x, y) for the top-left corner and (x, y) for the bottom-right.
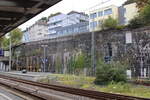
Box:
(0, 74), (149, 100)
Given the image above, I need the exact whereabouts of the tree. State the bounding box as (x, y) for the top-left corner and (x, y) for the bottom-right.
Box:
(9, 28), (23, 45)
(128, 16), (144, 29)
(140, 4), (150, 24)
(124, 0), (150, 10)
(48, 12), (61, 19)
(0, 37), (4, 47)
(102, 16), (118, 29)
(128, 2), (150, 28)
(136, 0), (150, 10)
(67, 52), (91, 75)
(123, 0), (136, 5)
(40, 17), (47, 21)
(1, 37), (10, 49)
(94, 59), (127, 85)
(0, 28), (23, 49)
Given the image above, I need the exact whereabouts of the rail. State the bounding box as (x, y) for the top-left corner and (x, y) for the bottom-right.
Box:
(0, 74), (149, 100)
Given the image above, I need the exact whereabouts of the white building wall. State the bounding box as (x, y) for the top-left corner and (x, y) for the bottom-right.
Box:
(123, 3), (138, 25)
(48, 12), (89, 38)
(28, 23), (48, 41)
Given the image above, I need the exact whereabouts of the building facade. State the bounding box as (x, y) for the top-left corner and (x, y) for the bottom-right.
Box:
(89, 3), (138, 31)
(22, 29), (30, 43)
(28, 19), (48, 41)
(47, 11), (89, 38)
(89, 5), (119, 31)
(57, 22), (89, 37)
(23, 19), (48, 42)
(119, 3), (138, 25)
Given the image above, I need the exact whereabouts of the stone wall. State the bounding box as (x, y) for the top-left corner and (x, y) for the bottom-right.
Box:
(12, 27), (150, 77)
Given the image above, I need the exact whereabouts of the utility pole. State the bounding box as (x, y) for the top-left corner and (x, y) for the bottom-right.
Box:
(41, 45), (48, 72)
(91, 17), (96, 75)
(91, 28), (95, 76)
(9, 37), (11, 71)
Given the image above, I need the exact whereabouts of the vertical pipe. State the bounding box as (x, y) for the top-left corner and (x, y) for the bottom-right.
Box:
(44, 46), (46, 72)
(9, 37), (11, 71)
(91, 27), (95, 76)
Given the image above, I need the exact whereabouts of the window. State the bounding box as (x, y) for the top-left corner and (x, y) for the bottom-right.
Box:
(104, 9), (112, 15)
(98, 21), (101, 26)
(90, 13), (97, 19)
(98, 11), (103, 17)
(124, 8), (126, 13)
(90, 21), (97, 29)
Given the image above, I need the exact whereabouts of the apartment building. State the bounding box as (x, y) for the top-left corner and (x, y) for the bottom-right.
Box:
(29, 19), (48, 41)
(119, 3), (138, 25)
(89, 3), (138, 31)
(89, 5), (119, 31)
(22, 29), (30, 43)
(47, 11), (89, 38)
(23, 19), (48, 42)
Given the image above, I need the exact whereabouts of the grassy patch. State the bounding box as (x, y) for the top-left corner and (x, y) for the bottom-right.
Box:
(39, 74), (150, 98)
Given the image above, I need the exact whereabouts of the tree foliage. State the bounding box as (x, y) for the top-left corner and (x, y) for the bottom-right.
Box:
(48, 12), (61, 19)
(94, 59), (127, 85)
(1, 37), (10, 49)
(136, 0), (150, 10)
(123, 0), (136, 5)
(9, 28), (23, 45)
(124, 0), (150, 10)
(102, 16), (118, 29)
(128, 16), (144, 29)
(67, 52), (91, 75)
(140, 4), (150, 24)
(128, 1), (150, 28)
(0, 28), (23, 49)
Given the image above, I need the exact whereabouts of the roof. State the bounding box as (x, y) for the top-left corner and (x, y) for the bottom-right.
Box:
(67, 11), (88, 16)
(0, 0), (62, 37)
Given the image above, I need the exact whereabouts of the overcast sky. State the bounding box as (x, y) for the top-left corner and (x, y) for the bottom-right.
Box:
(19, 0), (127, 30)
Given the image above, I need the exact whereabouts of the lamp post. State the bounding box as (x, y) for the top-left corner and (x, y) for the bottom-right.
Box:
(91, 25), (96, 76)
(16, 50), (20, 70)
(41, 45), (48, 72)
(9, 37), (11, 72)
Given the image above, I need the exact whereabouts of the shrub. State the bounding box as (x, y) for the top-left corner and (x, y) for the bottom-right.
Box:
(140, 4), (150, 25)
(102, 16), (118, 29)
(67, 52), (91, 75)
(105, 82), (131, 93)
(128, 4), (150, 28)
(115, 25), (126, 30)
(128, 16), (144, 29)
(94, 60), (127, 85)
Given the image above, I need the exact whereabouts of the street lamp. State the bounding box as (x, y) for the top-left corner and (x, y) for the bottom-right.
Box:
(41, 45), (48, 72)
(91, 24), (96, 76)
(9, 37), (11, 72)
(16, 50), (21, 70)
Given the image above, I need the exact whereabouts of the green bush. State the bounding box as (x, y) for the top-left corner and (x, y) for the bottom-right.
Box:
(140, 4), (150, 25)
(128, 16), (144, 29)
(67, 52), (91, 75)
(115, 25), (126, 30)
(102, 16), (118, 29)
(94, 60), (127, 85)
(128, 4), (150, 28)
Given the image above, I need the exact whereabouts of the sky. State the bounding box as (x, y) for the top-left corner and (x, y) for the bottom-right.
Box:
(19, 0), (127, 30)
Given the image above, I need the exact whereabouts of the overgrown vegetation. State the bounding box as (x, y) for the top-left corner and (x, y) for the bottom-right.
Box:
(39, 74), (150, 98)
(94, 59), (127, 85)
(55, 56), (62, 74)
(67, 52), (91, 75)
(123, 0), (136, 6)
(124, 0), (150, 10)
(128, 16), (144, 29)
(102, 16), (118, 30)
(0, 28), (23, 49)
(128, 0), (150, 28)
